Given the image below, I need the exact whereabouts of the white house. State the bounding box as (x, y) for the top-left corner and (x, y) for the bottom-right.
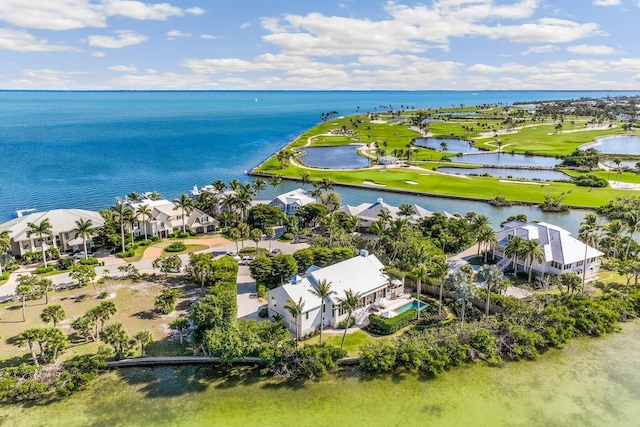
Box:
(128, 199), (218, 238)
(270, 188), (315, 215)
(267, 251), (391, 335)
(0, 209), (105, 256)
(338, 198), (441, 228)
(493, 221), (604, 281)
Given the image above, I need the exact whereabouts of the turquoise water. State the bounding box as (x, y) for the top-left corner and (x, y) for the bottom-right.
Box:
(394, 299), (428, 314)
(2, 321), (640, 426)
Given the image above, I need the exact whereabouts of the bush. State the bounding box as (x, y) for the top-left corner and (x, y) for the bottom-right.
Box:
(58, 258), (74, 270)
(34, 266), (55, 275)
(80, 257), (99, 265)
(164, 242), (186, 253)
(0, 272), (9, 280)
(280, 232), (294, 241)
(117, 249), (135, 258)
(97, 291), (109, 300)
(258, 307), (269, 318)
(169, 231), (193, 239)
(239, 247), (268, 256)
(257, 285), (267, 300)
(366, 309), (417, 335)
(337, 317), (355, 329)
(573, 174), (608, 187)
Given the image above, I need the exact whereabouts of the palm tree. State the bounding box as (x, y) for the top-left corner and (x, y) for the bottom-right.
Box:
(522, 239), (545, 283)
(377, 209), (392, 224)
(452, 277), (478, 327)
(212, 179), (226, 194)
(579, 213), (601, 292)
(173, 194), (195, 233)
(428, 255), (449, 316)
(398, 203), (414, 218)
(604, 219), (625, 258)
(26, 218), (54, 268)
(234, 188), (252, 222)
(476, 264), (502, 316)
(283, 297), (305, 347)
(623, 209), (640, 259)
(368, 218), (386, 251)
(112, 201), (131, 253)
(41, 304), (66, 327)
(308, 279), (335, 344)
(389, 218), (409, 260)
(269, 175), (282, 200)
(72, 218), (94, 260)
(319, 178), (333, 194)
(300, 172), (311, 190)
(411, 264), (428, 320)
(0, 230), (11, 276)
(504, 235), (526, 277)
(148, 191), (163, 201)
(133, 330), (153, 357)
(228, 228), (241, 253)
(338, 289), (362, 350)
(229, 179), (242, 192)
(135, 204), (152, 242)
(477, 225), (497, 262)
(253, 178), (266, 199)
(237, 223), (250, 249)
(250, 228), (263, 251)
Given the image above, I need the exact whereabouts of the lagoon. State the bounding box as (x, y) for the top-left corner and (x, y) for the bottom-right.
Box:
(3, 321), (640, 426)
(458, 152), (561, 168)
(298, 145), (369, 169)
(583, 135), (640, 155)
(438, 167), (571, 181)
(413, 137), (480, 153)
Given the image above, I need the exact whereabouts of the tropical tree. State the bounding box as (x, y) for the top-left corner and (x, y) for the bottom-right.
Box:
(522, 239), (545, 283)
(0, 230), (10, 275)
(308, 279), (335, 344)
(578, 212), (601, 292)
(300, 172), (311, 190)
(16, 276), (38, 322)
(283, 297), (305, 347)
(133, 330), (153, 357)
(398, 203), (414, 218)
(504, 235), (526, 277)
(265, 226), (275, 251)
(72, 218), (95, 260)
(234, 188), (253, 222)
(15, 328), (42, 365)
(112, 201), (131, 253)
(338, 289), (361, 350)
(368, 218), (386, 250)
(152, 254), (182, 276)
(428, 255), (449, 316)
(40, 304), (66, 327)
(411, 264), (428, 319)
(90, 300), (117, 333)
(135, 204), (152, 241)
(250, 228), (263, 251)
(69, 264), (97, 289)
(170, 317), (190, 345)
(253, 178), (266, 199)
(100, 322), (131, 359)
(173, 194), (195, 233)
(452, 277), (478, 327)
(189, 253), (215, 288)
(604, 219), (625, 258)
(26, 218), (54, 268)
(212, 179), (226, 193)
(623, 209), (640, 259)
(476, 264), (502, 316)
(228, 228), (241, 253)
(154, 288), (184, 314)
(36, 276), (53, 305)
(237, 223), (250, 249)
(269, 175), (283, 200)
(477, 225), (497, 262)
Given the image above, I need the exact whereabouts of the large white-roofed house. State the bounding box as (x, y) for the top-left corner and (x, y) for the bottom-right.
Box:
(270, 188), (315, 215)
(493, 221), (604, 281)
(267, 251), (391, 335)
(128, 199), (218, 238)
(0, 209), (105, 256)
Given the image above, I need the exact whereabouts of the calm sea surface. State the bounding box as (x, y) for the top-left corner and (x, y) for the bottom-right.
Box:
(1, 91), (636, 228)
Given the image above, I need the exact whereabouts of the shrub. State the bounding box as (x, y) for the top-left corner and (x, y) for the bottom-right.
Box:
(80, 257), (99, 265)
(280, 232), (294, 241)
(337, 317), (355, 329)
(0, 272), (9, 280)
(257, 285), (267, 300)
(34, 266), (55, 275)
(164, 242), (186, 253)
(258, 307), (269, 318)
(58, 258), (74, 270)
(239, 247), (268, 256)
(117, 249), (135, 258)
(366, 309), (417, 335)
(573, 174), (608, 187)
(97, 291), (109, 300)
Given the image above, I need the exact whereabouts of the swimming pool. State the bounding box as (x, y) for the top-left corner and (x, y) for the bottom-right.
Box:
(394, 299), (428, 314)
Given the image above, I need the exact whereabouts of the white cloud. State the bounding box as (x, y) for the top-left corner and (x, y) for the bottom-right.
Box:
(240, 22), (251, 29)
(108, 65), (137, 72)
(200, 34), (216, 39)
(146, 68), (157, 74)
(166, 29), (190, 39)
(567, 44), (616, 55)
(88, 30), (147, 48)
(110, 71), (215, 89)
(0, 28), (77, 52)
(593, 0), (620, 5)
(9, 68), (86, 89)
(610, 58), (640, 72)
(0, 0), (204, 31)
(520, 45), (559, 55)
(92, 51), (105, 57)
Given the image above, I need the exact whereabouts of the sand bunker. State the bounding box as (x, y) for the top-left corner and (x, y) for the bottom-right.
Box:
(609, 180), (640, 191)
(499, 180), (548, 186)
(363, 180), (386, 187)
(406, 181), (419, 185)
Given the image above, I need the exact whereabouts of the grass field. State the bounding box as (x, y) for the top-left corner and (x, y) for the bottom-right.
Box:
(0, 276), (198, 366)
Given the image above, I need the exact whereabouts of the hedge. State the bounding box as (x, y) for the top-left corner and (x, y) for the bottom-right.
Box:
(366, 309), (417, 335)
(79, 257), (99, 265)
(34, 266), (55, 275)
(164, 242), (186, 253)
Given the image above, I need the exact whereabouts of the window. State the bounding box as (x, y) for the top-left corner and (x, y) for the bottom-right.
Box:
(305, 312), (309, 320)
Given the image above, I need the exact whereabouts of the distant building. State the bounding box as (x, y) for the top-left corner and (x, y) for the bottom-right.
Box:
(128, 199), (218, 238)
(338, 198), (450, 228)
(267, 251), (392, 335)
(493, 221), (603, 280)
(270, 188), (315, 215)
(379, 155), (398, 165)
(0, 209), (105, 256)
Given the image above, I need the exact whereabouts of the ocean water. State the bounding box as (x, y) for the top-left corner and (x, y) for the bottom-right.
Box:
(0, 90), (635, 223)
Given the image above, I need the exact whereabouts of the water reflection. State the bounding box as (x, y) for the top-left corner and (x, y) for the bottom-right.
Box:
(298, 145), (370, 169)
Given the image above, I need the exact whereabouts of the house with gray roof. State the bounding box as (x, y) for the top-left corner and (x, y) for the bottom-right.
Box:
(0, 209), (105, 256)
(128, 199), (218, 238)
(338, 198), (439, 228)
(270, 188), (315, 215)
(267, 251), (390, 335)
(493, 221), (603, 281)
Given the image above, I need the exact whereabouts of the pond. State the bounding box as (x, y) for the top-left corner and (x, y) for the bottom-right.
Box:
(3, 322), (640, 426)
(414, 138), (481, 153)
(582, 135), (640, 155)
(438, 167), (571, 181)
(457, 152), (561, 168)
(605, 160), (639, 169)
(298, 145), (370, 169)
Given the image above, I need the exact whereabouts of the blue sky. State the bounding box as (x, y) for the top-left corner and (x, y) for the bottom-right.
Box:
(1, 0), (639, 90)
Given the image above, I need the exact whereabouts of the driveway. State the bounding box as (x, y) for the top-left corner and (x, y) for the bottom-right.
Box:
(236, 265), (264, 321)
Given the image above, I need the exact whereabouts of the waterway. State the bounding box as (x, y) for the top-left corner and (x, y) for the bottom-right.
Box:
(2, 321), (639, 426)
(582, 135), (640, 155)
(437, 167), (570, 181)
(298, 145), (369, 169)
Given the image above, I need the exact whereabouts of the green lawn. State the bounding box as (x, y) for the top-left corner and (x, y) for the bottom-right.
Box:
(163, 244), (209, 256)
(303, 330), (376, 356)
